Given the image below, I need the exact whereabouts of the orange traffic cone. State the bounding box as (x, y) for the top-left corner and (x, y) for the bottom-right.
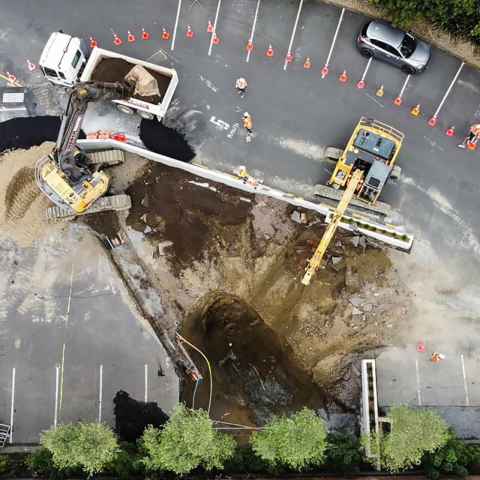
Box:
(162, 28), (170, 40)
(127, 30), (136, 42)
(303, 57), (312, 69)
(113, 33), (123, 46)
(212, 33), (220, 45)
(266, 44), (274, 57)
(207, 20), (214, 33)
(410, 104), (421, 117)
(141, 28), (150, 40)
(339, 70), (348, 83)
(90, 36), (98, 48)
(186, 25), (194, 38)
(394, 96), (403, 107)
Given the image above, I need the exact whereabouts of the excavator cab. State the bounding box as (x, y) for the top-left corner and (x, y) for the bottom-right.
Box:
(328, 117), (404, 204)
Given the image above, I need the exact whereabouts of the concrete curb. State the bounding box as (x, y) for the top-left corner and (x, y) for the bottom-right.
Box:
(320, 0), (480, 70)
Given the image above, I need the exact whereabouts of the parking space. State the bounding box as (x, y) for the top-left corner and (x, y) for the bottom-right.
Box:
(377, 346), (480, 407)
(0, 229), (178, 443)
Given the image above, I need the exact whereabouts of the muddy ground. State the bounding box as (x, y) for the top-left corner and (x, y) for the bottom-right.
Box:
(103, 161), (411, 426)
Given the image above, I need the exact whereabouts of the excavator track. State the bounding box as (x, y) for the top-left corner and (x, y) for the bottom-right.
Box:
(46, 193), (131, 221)
(313, 183), (392, 218)
(86, 149), (125, 167)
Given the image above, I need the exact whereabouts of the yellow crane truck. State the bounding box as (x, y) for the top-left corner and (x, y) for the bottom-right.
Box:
(302, 117), (405, 286)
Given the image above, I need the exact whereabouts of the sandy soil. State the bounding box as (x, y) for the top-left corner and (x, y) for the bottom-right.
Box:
(0, 142), (65, 246)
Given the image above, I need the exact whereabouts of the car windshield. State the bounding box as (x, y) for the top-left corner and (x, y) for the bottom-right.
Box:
(400, 33), (416, 57)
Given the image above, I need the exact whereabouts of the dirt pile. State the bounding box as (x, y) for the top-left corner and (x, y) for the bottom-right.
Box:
(114, 390), (169, 442)
(126, 163), (252, 268)
(0, 142), (63, 246)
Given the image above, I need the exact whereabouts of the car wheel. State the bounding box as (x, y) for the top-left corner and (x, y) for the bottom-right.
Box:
(360, 48), (373, 58)
(401, 65), (416, 75)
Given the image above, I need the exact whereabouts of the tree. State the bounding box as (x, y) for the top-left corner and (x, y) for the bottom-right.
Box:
(140, 404), (236, 475)
(250, 408), (328, 470)
(324, 432), (362, 473)
(41, 422), (119, 477)
(422, 430), (480, 479)
(367, 406), (449, 472)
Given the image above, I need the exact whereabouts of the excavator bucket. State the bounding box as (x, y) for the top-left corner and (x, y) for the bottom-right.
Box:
(124, 65), (160, 99)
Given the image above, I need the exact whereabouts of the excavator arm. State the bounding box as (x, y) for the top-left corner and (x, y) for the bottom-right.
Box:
(301, 169), (364, 286)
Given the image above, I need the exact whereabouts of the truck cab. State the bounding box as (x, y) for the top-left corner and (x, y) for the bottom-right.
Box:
(39, 32), (88, 87)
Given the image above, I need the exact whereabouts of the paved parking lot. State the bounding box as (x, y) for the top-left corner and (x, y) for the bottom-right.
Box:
(0, 228), (178, 443)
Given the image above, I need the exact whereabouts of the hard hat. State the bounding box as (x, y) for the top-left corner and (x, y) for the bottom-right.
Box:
(243, 112), (250, 118)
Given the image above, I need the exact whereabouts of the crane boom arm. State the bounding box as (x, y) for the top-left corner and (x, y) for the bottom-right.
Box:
(301, 169), (364, 286)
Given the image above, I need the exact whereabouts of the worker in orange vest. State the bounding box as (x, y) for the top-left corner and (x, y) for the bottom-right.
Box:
(243, 112), (253, 142)
(458, 123), (480, 149)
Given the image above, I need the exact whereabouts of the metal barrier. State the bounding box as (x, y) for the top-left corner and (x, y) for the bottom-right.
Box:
(361, 359), (380, 467)
(0, 424), (11, 447)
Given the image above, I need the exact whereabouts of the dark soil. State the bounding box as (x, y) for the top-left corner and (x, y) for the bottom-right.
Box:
(126, 163), (253, 268)
(0, 116), (85, 153)
(113, 390), (168, 442)
(90, 57), (170, 104)
(181, 294), (327, 428)
(139, 119), (196, 161)
(83, 210), (121, 238)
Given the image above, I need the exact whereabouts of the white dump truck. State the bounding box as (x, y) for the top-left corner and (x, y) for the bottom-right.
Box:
(39, 31), (178, 120)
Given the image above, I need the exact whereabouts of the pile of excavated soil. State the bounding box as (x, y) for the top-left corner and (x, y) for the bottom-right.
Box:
(0, 116), (85, 153)
(139, 119), (195, 161)
(114, 390), (168, 442)
(126, 163), (252, 268)
(0, 142), (62, 246)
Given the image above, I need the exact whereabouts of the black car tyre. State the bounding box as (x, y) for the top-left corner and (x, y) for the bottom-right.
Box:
(401, 65), (416, 75)
(360, 48), (373, 58)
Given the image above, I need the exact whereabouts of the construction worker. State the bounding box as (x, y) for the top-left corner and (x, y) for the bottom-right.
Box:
(243, 112), (253, 142)
(235, 77), (248, 98)
(458, 123), (480, 149)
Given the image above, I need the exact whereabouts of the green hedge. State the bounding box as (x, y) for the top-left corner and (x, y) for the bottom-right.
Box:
(370, 0), (480, 45)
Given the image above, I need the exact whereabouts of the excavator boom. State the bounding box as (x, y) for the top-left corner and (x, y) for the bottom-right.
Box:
(301, 169), (364, 286)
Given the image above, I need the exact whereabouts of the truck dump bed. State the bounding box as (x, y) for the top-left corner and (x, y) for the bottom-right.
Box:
(89, 57), (170, 104)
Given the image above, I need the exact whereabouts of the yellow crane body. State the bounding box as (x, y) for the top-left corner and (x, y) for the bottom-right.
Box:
(301, 169), (364, 286)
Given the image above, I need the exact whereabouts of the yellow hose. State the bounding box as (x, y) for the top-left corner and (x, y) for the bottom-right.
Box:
(176, 333), (213, 416)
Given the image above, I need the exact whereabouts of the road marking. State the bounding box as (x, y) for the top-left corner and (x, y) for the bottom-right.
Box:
(66, 263), (74, 322)
(54, 365), (60, 428)
(171, 0), (182, 51)
(98, 364), (103, 422)
(144, 364), (149, 403)
(283, 0), (304, 71)
(359, 56), (373, 84)
(460, 354), (470, 406)
(246, 0), (261, 63)
(324, 7), (345, 68)
(59, 343), (66, 414)
(365, 92), (384, 108)
(415, 358), (422, 405)
(397, 74), (411, 99)
(9, 367), (15, 443)
(208, 0), (223, 56)
(210, 115), (230, 130)
(432, 61), (464, 120)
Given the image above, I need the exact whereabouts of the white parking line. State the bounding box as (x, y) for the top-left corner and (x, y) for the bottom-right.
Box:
(54, 365), (59, 428)
(66, 263), (74, 321)
(397, 74), (411, 99)
(323, 8), (345, 70)
(59, 343), (65, 414)
(144, 364), (149, 403)
(432, 61), (465, 120)
(283, 0), (304, 71)
(415, 358), (422, 405)
(208, 0), (222, 56)
(460, 354), (470, 406)
(9, 367), (15, 443)
(246, 0), (261, 63)
(171, 0), (182, 51)
(358, 56), (373, 85)
(98, 364), (103, 423)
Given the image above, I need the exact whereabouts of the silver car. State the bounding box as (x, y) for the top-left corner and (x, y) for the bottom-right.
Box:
(356, 21), (431, 74)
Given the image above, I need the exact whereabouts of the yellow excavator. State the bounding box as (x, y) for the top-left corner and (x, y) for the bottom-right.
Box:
(302, 117), (404, 286)
(35, 70), (159, 221)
